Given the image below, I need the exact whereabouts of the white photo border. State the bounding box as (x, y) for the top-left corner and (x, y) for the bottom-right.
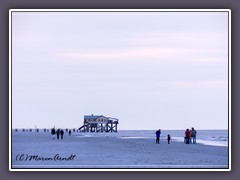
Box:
(9, 9), (231, 171)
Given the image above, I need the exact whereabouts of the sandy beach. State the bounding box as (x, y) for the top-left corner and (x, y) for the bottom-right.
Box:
(11, 131), (229, 169)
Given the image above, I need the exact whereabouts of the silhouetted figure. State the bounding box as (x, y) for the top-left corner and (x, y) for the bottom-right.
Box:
(185, 129), (190, 144)
(69, 130), (71, 136)
(51, 128), (56, 139)
(56, 129), (60, 139)
(155, 129), (161, 144)
(60, 129), (64, 139)
(189, 129), (192, 144)
(191, 127), (197, 144)
(167, 134), (171, 144)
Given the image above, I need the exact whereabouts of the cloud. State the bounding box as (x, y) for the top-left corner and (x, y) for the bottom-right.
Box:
(60, 47), (224, 63)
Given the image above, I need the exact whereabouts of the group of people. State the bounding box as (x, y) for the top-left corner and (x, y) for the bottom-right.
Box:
(155, 127), (197, 144)
(185, 127), (197, 144)
(51, 128), (65, 140)
(155, 129), (171, 144)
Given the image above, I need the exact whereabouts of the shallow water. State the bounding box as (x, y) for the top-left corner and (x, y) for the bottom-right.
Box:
(76, 130), (228, 147)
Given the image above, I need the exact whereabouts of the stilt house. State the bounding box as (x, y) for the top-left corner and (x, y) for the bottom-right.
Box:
(79, 114), (119, 132)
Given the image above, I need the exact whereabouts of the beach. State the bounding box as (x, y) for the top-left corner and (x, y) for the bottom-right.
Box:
(11, 131), (229, 169)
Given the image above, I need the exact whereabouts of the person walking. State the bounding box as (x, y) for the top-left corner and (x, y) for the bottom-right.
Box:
(69, 130), (71, 136)
(155, 129), (161, 144)
(60, 129), (64, 140)
(56, 129), (60, 140)
(167, 134), (171, 144)
(51, 128), (56, 139)
(191, 127), (197, 144)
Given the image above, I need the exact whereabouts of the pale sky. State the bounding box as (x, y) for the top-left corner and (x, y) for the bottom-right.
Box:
(11, 11), (229, 130)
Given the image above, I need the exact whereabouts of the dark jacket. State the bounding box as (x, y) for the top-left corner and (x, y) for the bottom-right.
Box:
(156, 130), (161, 138)
(51, 128), (55, 135)
(60, 130), (64, 135)
(57, 129), (60, 135)
(191, 129), (197, 136)
(167, 135), (171, 140)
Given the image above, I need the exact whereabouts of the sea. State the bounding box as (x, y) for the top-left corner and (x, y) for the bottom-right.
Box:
(13, 129), (228, 147)
(77, 130), (229, 147)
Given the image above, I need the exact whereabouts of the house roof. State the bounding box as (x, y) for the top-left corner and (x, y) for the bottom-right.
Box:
(84, 115), (105, 119)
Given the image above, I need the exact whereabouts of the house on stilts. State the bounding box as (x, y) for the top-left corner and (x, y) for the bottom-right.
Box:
(79, 114), (119, 132)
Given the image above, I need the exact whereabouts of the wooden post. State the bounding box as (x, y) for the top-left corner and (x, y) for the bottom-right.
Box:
(106, 124), (109, 132)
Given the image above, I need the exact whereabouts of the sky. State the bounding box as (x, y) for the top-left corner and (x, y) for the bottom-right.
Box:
(11, 11), (229, 130)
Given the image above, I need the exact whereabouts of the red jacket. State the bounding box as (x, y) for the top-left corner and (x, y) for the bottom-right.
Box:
(185, 130), (190, 137)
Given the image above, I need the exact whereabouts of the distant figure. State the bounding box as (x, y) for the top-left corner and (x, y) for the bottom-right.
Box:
(189, 129), (192, 144)
(60, 129), (64, 139)
(69, 130), (71, 136)
(185, 129), (190, 144)
(51, 128), (56, 139)
(167, 134), (171, 144)
(155, 129), (161, 144)
(191, 127), (197, 144)
(56, 129), (60, 139)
